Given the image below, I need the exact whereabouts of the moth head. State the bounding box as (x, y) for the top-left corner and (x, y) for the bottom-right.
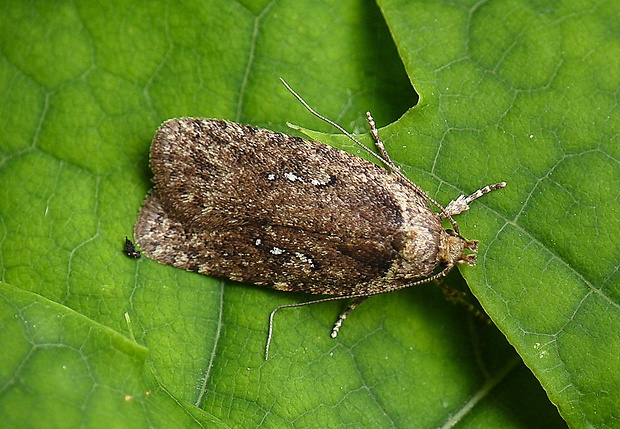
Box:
(441, 229), (479, 267)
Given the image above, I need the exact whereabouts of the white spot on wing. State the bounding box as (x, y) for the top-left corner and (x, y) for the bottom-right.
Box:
(284, 172), (303, 182)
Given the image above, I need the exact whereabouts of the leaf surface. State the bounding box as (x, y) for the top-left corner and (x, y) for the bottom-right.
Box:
(1, 0), (616, 427)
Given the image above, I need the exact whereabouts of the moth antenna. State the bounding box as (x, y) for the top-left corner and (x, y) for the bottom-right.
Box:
(280, 78), (459, 230)
(280, 78), (394, 170)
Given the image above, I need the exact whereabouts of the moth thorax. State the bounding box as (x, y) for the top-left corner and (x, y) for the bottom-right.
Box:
(440, 229), (479, 267)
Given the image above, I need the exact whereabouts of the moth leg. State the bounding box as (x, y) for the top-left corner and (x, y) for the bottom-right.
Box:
(443, 182), (506, 218)
(266, 295), (359, 360)
(366, 112), (399, 172)
(438, 280), (491, 325)
(331, 296), (369, 338)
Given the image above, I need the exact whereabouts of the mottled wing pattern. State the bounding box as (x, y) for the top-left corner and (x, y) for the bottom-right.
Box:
(135, 118), (430, 295)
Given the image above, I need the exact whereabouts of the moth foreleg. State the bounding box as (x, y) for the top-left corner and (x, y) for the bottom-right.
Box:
(330, 296), (370, 338)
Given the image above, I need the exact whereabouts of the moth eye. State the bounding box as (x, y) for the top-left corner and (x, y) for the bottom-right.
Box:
(445, 229), (457, 236)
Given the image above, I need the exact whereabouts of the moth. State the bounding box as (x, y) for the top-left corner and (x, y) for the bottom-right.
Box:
(134, 79), (505, 359)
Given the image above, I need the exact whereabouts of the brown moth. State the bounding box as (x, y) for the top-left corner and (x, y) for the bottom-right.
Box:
(134, 80), (505, 359)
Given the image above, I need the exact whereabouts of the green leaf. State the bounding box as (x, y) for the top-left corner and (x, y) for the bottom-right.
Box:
(0, 0), (616, 428)
(379, 0), (620, 427)
(0, 282), (227, 428)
